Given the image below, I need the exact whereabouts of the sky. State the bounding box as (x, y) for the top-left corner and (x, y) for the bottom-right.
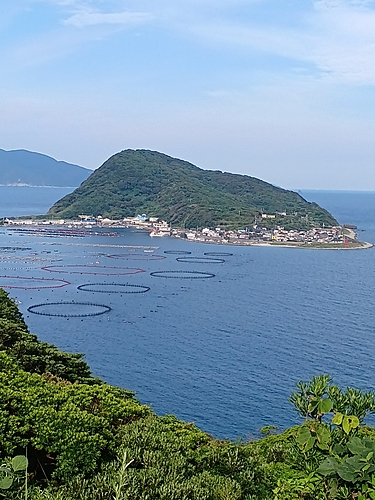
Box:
(1, 0), (375, 190)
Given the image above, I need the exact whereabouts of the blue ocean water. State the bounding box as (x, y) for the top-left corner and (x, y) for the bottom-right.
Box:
(0, 188), (374, 440)
(0, 186), (74, 218)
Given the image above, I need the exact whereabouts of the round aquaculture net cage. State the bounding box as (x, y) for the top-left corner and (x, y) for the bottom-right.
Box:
(0, 246), (32, 252)
(77, 283), (150, 293)
(0, 256), (63, 264)
(106, 253), (166, 261)
(176, 256), (225, 264)
(27, 301), (111, 317)
(41, 265), (145, 276)
(164, 250), (192, 255)
(150, 270), (215, 279)
(204, 252), (233, 257)
(0, 275), (71, 290)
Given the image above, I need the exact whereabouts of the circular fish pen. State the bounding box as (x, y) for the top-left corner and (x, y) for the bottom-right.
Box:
(150, 270), (215, 279)
(27, 301), (111, 317)
(41, 265), (146, 276)
(0, 256), (63, 263)
(204, 252), (233, 257)
(106, 253), (166, 261)
(0, 275), (71, 290)
(164, 250), (192, 255)
(77, 283), (150, 294)
(176, 256), (225, 264)
(0, 246), (32, 252)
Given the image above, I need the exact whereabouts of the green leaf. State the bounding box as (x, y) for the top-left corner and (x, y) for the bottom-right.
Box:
(317, 457), (339, 476)
(12, 455), (28, 472)
(316, 425), (331, 444)
(364, 438), (375, 452)
(347, 415), (360, 429)
(316, 427), (330, 450)
(333, 443), (346, 456)
(0, 476), (12, 490)
(317, 440), (330, 451)
(296, 427), (311, 445)
(305, 435), (316, 451)
(342, 416), (351, 434)
(346, 456), (364, 472)
(332, 412), (343, 425)
(336, 464), (357, 482)
(318, 398), (333, 414)
(347, 436), (365, 455)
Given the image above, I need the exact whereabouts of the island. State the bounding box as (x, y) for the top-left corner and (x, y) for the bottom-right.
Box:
(1, 149), (371, 248)
(46, 149), (338, 231)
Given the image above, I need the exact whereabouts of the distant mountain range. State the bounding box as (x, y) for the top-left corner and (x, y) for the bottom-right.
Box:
(47, 149), (338, 230)
(0, 149), (92, 187)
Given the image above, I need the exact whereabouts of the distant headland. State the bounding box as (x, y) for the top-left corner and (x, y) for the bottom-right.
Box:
(0, 148), (92, 187)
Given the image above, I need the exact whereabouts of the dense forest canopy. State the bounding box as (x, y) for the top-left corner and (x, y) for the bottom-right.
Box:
(47, 150), (338, 230)
(1, 288), (375, 499)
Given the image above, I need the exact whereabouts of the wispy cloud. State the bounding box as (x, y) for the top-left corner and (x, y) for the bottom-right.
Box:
(32, 0), (153, 28)
(5, 0), (375, 83)
(63, 10), (153, 28)
(310, 0), (375, 82)
(0, 1), (154, 68)
(176, 0), (375, 84)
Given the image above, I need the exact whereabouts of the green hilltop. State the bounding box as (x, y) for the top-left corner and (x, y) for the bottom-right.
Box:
(47, 149), (338, 230)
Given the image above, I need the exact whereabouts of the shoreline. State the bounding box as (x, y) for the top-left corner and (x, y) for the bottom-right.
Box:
(179, 237), (373, 250)
(169, 225), (373, 250)
(250, 241), (373, 250)
(2, 219), (373, 250)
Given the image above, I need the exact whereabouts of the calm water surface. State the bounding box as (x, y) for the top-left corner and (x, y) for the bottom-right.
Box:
(0, 186), (74, 218)
(0, 188), (374, 439)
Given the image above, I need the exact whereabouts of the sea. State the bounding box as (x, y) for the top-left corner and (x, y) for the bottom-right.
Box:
(0, 186), (374, 440)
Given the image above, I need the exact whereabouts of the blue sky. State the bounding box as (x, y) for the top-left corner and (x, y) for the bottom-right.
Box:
(2, 0), (375, 190)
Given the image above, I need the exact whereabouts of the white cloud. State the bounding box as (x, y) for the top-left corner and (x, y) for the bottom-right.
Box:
(0, 2), (153, 68)
(63, 10), (153, 28)
(315, 0), (375, 9)
(18, 0), (375, 86)
(173, 0), (375, 85)
(30, 1), (153, 28)
(311, 0), (375, 82)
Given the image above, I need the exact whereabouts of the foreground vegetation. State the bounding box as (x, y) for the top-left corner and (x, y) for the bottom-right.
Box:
(47, 149), (338, 230)
(1, 288), (375, 499)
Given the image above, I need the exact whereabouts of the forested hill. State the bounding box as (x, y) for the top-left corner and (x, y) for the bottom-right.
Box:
(0, 149), (92, 187)
(47, 149), (338, 229)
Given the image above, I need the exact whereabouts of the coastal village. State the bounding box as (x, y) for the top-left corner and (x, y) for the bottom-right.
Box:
(2, 213), (367, 248)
